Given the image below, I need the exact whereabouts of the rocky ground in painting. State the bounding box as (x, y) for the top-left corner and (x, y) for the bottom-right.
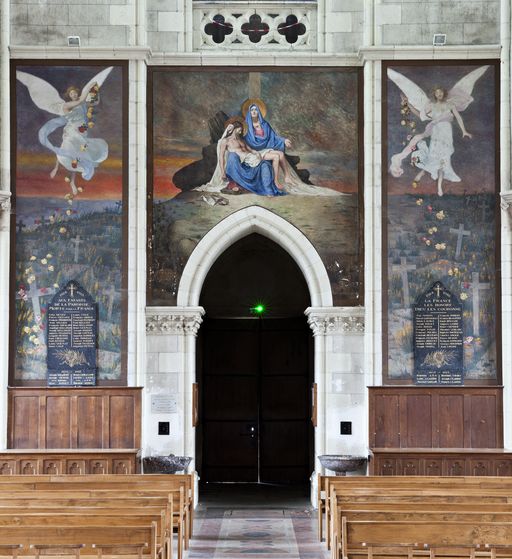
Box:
(387, 193), (497, 381)
(14, 199), (123, 382)
(151, 191), (362, 306)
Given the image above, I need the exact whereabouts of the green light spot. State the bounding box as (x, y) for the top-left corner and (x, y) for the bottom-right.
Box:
(252, 304), (265, 314)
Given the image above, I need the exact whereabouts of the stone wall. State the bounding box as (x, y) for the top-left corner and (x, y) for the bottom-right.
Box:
(9, 0), (501, 51)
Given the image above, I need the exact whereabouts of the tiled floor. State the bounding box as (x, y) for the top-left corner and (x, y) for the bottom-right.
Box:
(188, 484), (329, 559)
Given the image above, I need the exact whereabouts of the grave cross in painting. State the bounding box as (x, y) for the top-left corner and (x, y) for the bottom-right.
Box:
(392, 257), (416, 307)
(449, 223), (470, 259)
(468, 272), (490, 336)
(16, 279), (56, 342)
(104, 285), (119, 321)
(71, 235), (82, 264)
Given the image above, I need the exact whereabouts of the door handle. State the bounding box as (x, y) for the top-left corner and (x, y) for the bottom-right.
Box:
(240, 425), (257, 437)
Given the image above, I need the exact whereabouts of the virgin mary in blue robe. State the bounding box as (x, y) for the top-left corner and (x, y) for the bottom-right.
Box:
(244, 104), (286, 152)
(225, 151), (285, 197)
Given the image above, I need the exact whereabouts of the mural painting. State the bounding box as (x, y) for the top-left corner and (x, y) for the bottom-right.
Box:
(384, 61), (499, 382)
(149, 69), (363, 306)
(12, 62), (126, 383)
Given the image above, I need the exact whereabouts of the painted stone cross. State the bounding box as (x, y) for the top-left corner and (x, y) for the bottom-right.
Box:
(449, 223), (470, 259)
(392, 256), (416, 307)
(468, 272), (490, 336)
(16, 278), (56, 342)
(104, 285), (119, 321)
(71, 234), (82, 264)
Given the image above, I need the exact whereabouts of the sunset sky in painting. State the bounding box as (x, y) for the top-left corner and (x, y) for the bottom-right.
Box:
(16, 64), (123, 201)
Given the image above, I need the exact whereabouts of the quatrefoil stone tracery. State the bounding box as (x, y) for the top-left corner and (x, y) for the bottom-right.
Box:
(197, 5), (314, 50)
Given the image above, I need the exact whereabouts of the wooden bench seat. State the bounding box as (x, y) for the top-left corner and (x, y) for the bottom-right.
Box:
(340, 519), (512, 559)
(0, 524), (158, 558)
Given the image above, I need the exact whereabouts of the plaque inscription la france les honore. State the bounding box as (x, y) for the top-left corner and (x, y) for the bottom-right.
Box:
(413, 281), (464, 385)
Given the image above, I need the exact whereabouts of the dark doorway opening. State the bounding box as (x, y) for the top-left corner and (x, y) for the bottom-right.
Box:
(196, 233), (314, 485)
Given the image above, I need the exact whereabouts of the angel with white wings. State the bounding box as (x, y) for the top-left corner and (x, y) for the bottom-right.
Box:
(388, 65), (489, 196)
(16, 67), (113, 195)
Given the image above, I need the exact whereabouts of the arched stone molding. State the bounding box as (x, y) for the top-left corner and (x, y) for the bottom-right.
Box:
(177, 205), (333, 308)
(145, 207), (367, 506)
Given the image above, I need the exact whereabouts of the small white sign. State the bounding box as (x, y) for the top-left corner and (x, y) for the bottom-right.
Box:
(151, 394), (177, 414)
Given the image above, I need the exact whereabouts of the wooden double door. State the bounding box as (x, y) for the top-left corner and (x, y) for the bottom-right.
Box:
(198, 317), (313, 484)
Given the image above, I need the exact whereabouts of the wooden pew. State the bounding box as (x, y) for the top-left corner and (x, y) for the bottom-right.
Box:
(0, 512), (170, 559)
(0, 494), (180, 559)
(0, 474), (193, 558)
(322, 478), (512, 557)
(0, 524), (158, 558)
(0, 474), (195, 544)
(340, 519), (512, 559)
(319, 476), (512, 545)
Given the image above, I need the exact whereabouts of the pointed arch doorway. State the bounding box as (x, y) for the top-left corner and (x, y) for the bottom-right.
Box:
(196, 233), (313, 484)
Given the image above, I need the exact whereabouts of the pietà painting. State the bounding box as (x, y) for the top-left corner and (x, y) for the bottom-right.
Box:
(384, 61), (499, 382)
(149, 68), (363, 306)
(13, 62), (126, 383)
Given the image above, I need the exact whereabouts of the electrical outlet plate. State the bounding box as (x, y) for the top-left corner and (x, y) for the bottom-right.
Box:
(158, 421), (170, 435)
(340, 421), (352, 435)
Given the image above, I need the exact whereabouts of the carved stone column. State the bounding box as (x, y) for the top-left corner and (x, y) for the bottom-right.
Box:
(145, 306), (204, 335)
(305, 306), (365, 506)
(145, 306), (204, 466)
(0, 191), (10, 448)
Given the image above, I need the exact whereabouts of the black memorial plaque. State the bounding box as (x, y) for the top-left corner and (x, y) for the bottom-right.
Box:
(413, 281), (464, 385)
(46, 280), (98, 386)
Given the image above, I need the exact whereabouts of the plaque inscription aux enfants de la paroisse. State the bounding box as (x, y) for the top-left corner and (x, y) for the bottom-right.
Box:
(413, 281), (464, 385)
(46, 280), (98, 386)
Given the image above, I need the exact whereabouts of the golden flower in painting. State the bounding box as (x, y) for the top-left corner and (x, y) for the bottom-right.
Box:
(53, 283), (59, 288)
(77, 187), (83, 193)
(23, 326), (31, 334)
(67, 199), (73, 205)
(460, 293), (468, 300)
(400, 120), (406, 126)
(27, 275), (35, 284)
(436, 210), (446, 220)
(416, 198), (423, 206)
(40, 258), (47, 265)
(65, 193), (71, 199)
(412, 181), (418, 188)
(66, 209), (72, 216)
(88, 122), (94, 128)
(435, 243), (446, 250)
(29, 255), (36, 261)
(65, 177), (71, 183)
(46, 253), (52, 258)
(31, 325), (39, 333)
(59, 227), (67, 234)
(33, 338), (40, 346)
(49, 216), (55, 223)
(48, 265), (54, 272)
(425, 240), (431, 246)
(448, 269), (454, 276)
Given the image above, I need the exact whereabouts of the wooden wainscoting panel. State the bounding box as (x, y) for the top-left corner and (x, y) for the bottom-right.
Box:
(403, 393), (433, 448)
(109, 395), (135, 448)
(10, 395), (39, 449)
(438, 393), (464, 447)
(370, 449), (512, 476)
(46, 396), (72, 448)
(369, 387), (503, 449)
(0, 450), (140, 474)
(8, 388), (142, 449)
(76, 395), (104, 448)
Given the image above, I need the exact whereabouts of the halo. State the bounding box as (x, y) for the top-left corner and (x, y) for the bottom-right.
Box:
(241, 98), (267, 119)
(225, 116), (247, 135)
